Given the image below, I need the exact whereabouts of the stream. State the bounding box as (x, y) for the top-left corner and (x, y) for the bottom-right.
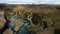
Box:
(10, 14), (31, 34)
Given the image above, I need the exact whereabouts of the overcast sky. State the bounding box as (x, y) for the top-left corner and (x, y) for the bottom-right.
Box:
(0, 0), (60, 4)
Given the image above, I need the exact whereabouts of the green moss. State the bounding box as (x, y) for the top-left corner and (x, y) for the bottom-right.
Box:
(31, 22), (42, 31)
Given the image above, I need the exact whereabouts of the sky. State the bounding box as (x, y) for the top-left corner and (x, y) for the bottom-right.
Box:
(0, 0), (60, 4)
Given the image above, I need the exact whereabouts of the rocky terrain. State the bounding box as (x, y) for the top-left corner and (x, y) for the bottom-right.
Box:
(0, 4), (60, 34)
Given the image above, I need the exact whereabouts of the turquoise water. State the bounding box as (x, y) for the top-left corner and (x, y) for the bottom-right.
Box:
(9, 14), (30, 34)
(7, 22), (15, 28)
(11, 14), (18, 19)
(17, 19), (30, 34)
